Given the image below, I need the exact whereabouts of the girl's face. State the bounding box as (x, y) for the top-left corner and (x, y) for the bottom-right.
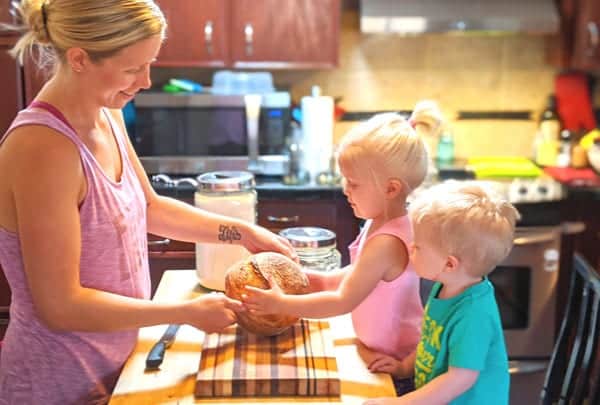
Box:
(410, 226), (448, 281)
(84, 34), (162, 109)
(339, 160), (384, 220)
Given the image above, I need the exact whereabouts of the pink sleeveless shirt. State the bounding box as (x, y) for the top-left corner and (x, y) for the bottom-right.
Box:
(0, 103), (150, 404)
(350, 216), (423, 359)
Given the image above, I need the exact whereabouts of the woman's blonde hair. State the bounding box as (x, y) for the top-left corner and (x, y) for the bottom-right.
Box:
(409, 181), (521, 276)
(8, 0), (166, 69)
(337, 100), (443, 194)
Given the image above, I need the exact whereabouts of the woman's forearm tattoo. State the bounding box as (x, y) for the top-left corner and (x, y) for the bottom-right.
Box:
(218, 225), (242, 243)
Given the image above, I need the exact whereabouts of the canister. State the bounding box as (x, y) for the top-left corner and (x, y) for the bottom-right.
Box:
(279, 227), (341, 272)
(195, 171), (256, 290)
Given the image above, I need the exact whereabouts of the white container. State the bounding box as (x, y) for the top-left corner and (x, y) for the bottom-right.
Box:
(301, 85), (334, 182)
(195, 171), (256, 290)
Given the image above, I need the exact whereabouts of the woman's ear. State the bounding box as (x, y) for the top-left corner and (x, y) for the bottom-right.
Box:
(65, 47), (90, 73)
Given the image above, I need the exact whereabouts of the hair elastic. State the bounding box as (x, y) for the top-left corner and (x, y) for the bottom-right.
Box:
(408, 118), (417, 129)
(41, 1), (50, 39)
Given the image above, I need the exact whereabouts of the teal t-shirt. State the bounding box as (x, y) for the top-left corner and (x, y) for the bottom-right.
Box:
(414, 278), (509, 405)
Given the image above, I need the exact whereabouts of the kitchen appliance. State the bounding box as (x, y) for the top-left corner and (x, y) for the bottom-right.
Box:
(194, 171), (257, 291)
(195, 319), (340, 398)
(360, 0), (559, 35)
(133, 90), (291, 176)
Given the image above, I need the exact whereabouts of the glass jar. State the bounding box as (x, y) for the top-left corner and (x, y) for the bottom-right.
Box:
(279, 227), (341, 272)
(195, 171), (256, 290)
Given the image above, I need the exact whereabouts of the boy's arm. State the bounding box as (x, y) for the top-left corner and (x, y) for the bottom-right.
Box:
(398, 367), (478, 403)
(243, 234), (408, 318)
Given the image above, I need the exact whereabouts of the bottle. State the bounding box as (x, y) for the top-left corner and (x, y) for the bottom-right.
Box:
(436, 130), (455, 164)
(195, 171), (257, 290)
(556, 130), (572, 167)
(534, 94), (560, 166)
(279, 227), (342, 272)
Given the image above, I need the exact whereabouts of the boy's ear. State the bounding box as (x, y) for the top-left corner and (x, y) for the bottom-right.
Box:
(385, 178), (404, 199)
(445, 255), (460, 272)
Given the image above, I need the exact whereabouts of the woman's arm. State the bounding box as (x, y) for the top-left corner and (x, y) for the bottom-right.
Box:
(243, 234), (408, 318)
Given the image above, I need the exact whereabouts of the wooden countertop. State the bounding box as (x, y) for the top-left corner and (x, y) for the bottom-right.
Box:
(109, 270), (396, 404)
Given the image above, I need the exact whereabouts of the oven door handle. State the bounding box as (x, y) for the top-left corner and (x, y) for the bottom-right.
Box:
(508, 359), (548, 375)
(513, 230), (558, 246)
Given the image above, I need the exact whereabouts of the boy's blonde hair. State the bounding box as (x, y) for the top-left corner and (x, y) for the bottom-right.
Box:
(409, 181), (520, 276)
(8, 0), (166, 69)
(337, 100), (443, 194)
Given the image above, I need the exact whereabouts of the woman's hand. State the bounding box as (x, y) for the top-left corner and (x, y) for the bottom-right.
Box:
(367, 353), (405, 376)
(184, 292), (245, 334)
(240, 274), (285, 315)
(243, 224), (298, 262)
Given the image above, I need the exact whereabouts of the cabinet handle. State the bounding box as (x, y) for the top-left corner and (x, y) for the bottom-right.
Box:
(204, 20), (214, 55)
(148, 238), (171, 247)
(588, 22), (599, 57)
(267, 215), (300, 224)
(244, 23), (254, 56)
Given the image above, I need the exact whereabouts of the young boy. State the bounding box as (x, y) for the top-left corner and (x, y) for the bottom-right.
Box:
(365, 181), (519, 405)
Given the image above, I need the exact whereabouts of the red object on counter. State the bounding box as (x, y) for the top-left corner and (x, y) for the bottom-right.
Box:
(555, 72), (597, 132)
(544, 166), (600, 187)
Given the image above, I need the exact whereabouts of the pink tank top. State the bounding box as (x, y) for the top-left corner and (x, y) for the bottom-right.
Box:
(0, 102), (150, 404)
(350, 216), (423, 359)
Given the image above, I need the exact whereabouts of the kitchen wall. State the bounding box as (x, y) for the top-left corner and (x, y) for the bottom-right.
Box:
(274, 10), (559, 159)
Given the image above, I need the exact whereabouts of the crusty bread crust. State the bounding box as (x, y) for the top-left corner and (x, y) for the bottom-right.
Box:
(225, 252), (309, 336)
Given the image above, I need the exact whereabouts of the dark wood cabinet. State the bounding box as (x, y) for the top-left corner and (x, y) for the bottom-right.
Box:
(147, 193), (359, 295)
(229, 0), (340, 69)
(557, 0), (600, 70)
(154, 0), (340, 69)
(0, 263), (9, 340)
(0, 37), (21, 136)
(154, 0), (230, 68)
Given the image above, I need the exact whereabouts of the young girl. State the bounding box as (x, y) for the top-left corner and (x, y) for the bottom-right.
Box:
(242, 100), (443, 393)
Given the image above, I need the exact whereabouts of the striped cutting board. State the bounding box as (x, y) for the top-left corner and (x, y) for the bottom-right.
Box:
(195, 319), (340, 398)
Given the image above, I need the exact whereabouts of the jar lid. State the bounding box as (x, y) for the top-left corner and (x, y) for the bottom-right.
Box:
(279, 227), (337, 249)
(196, 171), (255, 193)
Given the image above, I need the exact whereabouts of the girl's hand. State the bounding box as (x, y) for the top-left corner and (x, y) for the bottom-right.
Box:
(367, 353), (404, 376)
(185, 292), (245, 334)
(241, 274), (285, 314)
(243, 224), (298, 262)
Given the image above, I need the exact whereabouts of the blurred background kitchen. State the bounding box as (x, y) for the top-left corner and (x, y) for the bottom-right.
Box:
(1, 1), (600, 404)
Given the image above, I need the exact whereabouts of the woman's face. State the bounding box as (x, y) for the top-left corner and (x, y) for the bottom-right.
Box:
(85, 34), (162, 109)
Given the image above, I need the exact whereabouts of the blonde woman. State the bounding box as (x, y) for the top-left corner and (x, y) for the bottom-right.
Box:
(366, 181), (519, 405)
(242, 101), (444, 396)
(0, 1), (294, 403)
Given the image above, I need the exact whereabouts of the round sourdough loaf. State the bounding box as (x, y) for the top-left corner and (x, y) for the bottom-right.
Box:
(225, 252), (309, 336)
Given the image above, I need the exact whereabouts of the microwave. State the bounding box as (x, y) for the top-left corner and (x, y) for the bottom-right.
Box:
(132, 91), (291, 175)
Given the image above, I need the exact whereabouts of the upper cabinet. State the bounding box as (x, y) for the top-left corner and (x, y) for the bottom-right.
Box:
(558, 0), (600, 70)
(154, 0), (340, 69)
(570, 0), (600, 70)
(154, 0), (229, 67)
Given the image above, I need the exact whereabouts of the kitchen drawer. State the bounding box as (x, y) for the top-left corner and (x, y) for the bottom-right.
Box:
(257, 199), (337, 232)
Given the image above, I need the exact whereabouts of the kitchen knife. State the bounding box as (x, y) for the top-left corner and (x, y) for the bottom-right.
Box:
(145, 324), (180, 370)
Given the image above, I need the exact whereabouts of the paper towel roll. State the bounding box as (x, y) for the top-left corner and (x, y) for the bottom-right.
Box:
(301, 86), (334, 182)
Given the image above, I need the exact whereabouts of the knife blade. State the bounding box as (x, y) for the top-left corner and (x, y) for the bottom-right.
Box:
(145, 324), (180, 370)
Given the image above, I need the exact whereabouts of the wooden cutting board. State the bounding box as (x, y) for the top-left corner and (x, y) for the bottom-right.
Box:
(195, 319), (340, 398)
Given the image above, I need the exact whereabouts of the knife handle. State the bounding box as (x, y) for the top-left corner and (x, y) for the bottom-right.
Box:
(146, 341), (166, 370)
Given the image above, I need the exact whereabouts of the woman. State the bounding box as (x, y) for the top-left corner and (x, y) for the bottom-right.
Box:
(0, 1), (294, 403)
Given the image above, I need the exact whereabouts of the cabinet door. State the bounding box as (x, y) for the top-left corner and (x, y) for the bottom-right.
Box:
(571, 0), (600, 70)
(0, 38), (20, 135)
(230, 0), (340, 69)
(147, 234), (195, 296)
(154, 0), (230, 67)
